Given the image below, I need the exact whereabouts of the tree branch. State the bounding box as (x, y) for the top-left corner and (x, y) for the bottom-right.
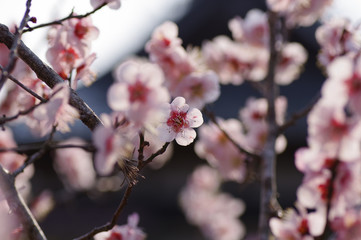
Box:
(24, 3), (107, 33)
(72, 183), (134, 240)
(0, 23), (102, 131)
(278, 92), (321, 134)
(258, 10), (282, 240)
(0, 0), (32, 90)
(0, 164), (47, 240)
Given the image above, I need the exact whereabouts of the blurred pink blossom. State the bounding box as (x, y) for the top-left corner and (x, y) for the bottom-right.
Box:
(54, 137), (96, 191)
(94, 213), (146, 240)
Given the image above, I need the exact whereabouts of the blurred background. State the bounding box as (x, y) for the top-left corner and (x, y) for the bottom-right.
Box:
(0, 0), (360, 239)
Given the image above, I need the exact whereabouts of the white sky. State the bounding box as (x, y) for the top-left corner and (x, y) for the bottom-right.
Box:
(0, 0), (192, 76)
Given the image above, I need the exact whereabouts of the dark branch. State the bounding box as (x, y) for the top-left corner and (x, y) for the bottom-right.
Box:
(0, 164), (47, 240)
(203, 108), (260, 159)
(0, 23), (102, 131)
(278, 92), (321, 134)
(24, 3), (107, 33)
(0, 0), (32, 90)
(72, 184), (134, 240)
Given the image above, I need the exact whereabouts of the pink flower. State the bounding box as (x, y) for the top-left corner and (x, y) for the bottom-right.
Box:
(267, 0), (333, 27)
(173, 70), (220, 109)
(266, 0), (293, 12)
(331, 208), (361, 240)
(27, 83), (79, 137)
(145, 21), (182, 57)
(0, 128), (34, 200)
(316, 18), (360, 67)
(270, 206), (326, 239)
(91, 0), (121, 10)
(46, 42), (83, 80)
(54, 138), (96, 191)
(157, 97), (203, 146)
(30, 190), (55, 222)
(228, 9), (269, 47)
(92, 113), (138, 176)
(74, 53), (97, 88)
(307, 99), (361, 162)
(179, 165), (245, 240)
(195, 118), (248, 183)
(239, 96), (288, 153)
(46, 16), (98, 88)
(275, 42), (308, 85)
(0, 128), (26, 173)
(322, 55), (361, 116)
(202, 35), (268, 84)
(107, 60), (170, 128)
(94, 213), (146, 240)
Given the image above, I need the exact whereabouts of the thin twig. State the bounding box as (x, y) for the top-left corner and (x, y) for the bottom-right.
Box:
(278, 92), (321, 134)
(0, 164), (47, 240)
(0, 99), (46, 125)
(24, 3), (107, 33)
(203, 108), (260, 159)
(12, 125), (57, 177)
(0, 0), (32, 90)
(141, 142), (170, 167)
(73, 183), (134, 240)
(0, 23), (102, 130)
(0, 65), (46, 102)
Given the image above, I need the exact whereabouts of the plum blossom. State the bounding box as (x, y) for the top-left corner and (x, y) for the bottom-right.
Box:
(93, 113), (137, 176)
(27, 83), (79, 137)
(46, 16), (98, 88)
(270, 206), (326, 239)
(316, 18), (361, 67)
(239, 96), (288, 153)
(30, 190), (55, 222)
(0, 127), (34, 200)
(107, 60), (170, 128)
(202, 35), (268, 85)
(228, 9), (269, 47)
(267, 0), (333, 27)
(322, 55), (361, 115)
(275, 42), (308, 85)
(331, 208), (361, 240)
(157, 97), (203, 146)
(145, 21), (182, 57)
(172, 70), (220, 109)
(94, 213), (146, 240)
(179, 165), (245, 240)
(145, 21), (197, 93)
(91, 0), (121, 9)
(54, 138), (96, 191)
(0, 200), (20, 240)
(307, 99), (361, 162)
(195, 118), (248, 183)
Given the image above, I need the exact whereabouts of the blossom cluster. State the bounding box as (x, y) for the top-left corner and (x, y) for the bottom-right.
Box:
(270, 11), (361, 240)
(179, 165), (245, 240)
(46, 15), (98, 89)
(203, 9), (308, 86)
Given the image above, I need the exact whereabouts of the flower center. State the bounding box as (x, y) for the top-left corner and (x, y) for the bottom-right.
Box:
(107, 232), (123, 240)
(128, 80), (150, 103)
(191, 83), (204, 97)
(167, 110), (189, 133)
(346, 72), (361, 96)
(61, 47), (79, 64)
(297, 219), (309, 236)
(74, 22), (88, 39)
